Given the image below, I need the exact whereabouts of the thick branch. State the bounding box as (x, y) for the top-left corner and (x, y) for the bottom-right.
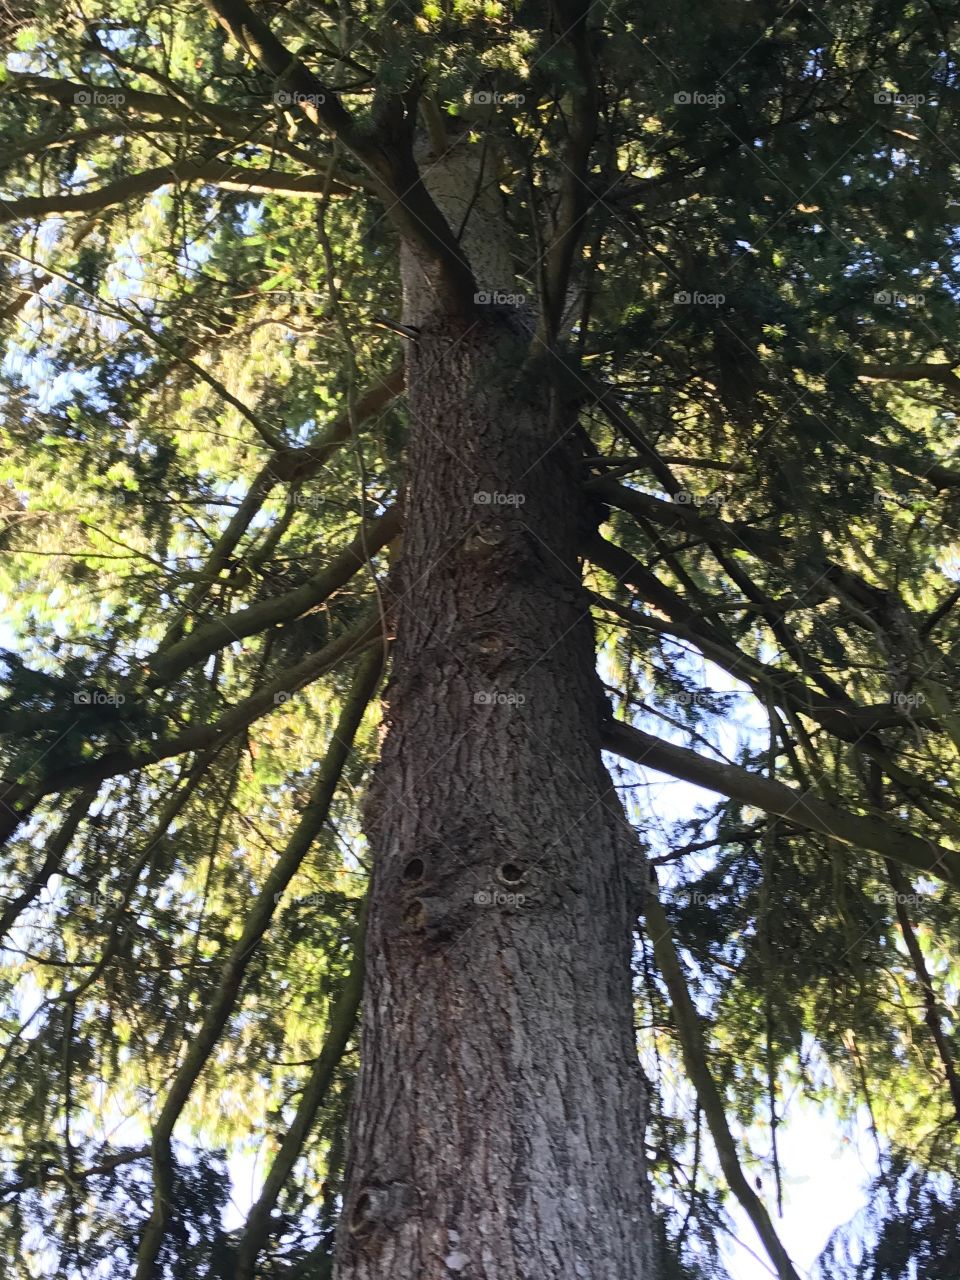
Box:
(858, 361), (960, 395)
(0, 159), (354, 226)
(234, 899), (366, 1279)
(0, 788), (96, 943)
(157, 362), (403, 647)
(2, 1145), (150, 1196)
(0, 613), (381, 848)
(588, 535), (926, 739)
(602, 718), (960, 891)
(203, 0), (476, 312)
(5, 73), (247, 130)
(540, 0), (599, 342)
(149, 504), (400, 682)
(885, 859), (960, 1122)
(583, 378), (682, 496)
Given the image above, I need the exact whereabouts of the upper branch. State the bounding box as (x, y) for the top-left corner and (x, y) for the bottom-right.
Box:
(539, 0), (600, 344)
(0, 159), (354, 226)
(203, 0), (477, 314)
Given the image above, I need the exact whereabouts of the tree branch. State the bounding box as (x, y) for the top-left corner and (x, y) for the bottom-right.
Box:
(5, 73), (247, 131)
(0, 158), (355, 226)
(203, 0), (477, 313)
(156, 363), (403, 646)
(588, 535), (928, 739)
(539, 0), (599, 343)
(0, 613), (381, 849)
(644, 874), (802, 1280)
(134, 645), (382, 1278)
(885, 859), (960, 1123)
(0, 788), (96, 943)
(602, 717), (960, 891)
(858, 361), (960, 395)
(234, 896), (366, 1279)
(148, 504), (400, 683)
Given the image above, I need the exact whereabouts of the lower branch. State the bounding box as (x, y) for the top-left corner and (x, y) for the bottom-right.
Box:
(885, 859), (960, 1123)
(134, 645), (383, 1279)
(234, 898), (367, 1279)
(644, 874), (802, 1280)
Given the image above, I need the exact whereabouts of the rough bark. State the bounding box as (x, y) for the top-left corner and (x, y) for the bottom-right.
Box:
(334, 293), (656, 1274)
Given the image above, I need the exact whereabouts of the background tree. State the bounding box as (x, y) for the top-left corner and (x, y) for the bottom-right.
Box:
(1, 1), (959, 1277)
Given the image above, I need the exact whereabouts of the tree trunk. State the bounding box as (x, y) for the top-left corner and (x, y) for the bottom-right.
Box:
(334, 293), (657, 1277)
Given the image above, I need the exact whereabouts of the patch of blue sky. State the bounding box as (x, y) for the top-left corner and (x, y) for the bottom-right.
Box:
(1, 344), (100, 410)
(723, 1101), (874, 1279)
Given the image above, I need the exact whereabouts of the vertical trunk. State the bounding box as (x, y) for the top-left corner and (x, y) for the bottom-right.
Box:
(335, 126), (655, 1278)
(334, 306), (656, 1278)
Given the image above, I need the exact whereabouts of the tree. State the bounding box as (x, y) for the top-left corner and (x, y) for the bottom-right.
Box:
(1, 2), (959, 1277)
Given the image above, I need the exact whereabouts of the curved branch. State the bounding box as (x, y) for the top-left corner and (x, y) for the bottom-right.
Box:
(0, 788), (96, 943)
(885, 859), (960, 1122)
(644, 874), (802, 1280)
(157, 362), (403, 647)
(234, 899), (366, 1279)
(587, 535), (928, 739)
(0, 612), (381, 849)
(203, 0), (477, 313)
(858, 361), (960, 395)
(4, 73), (247, 131)
(2, 1144), (150, 1196)
(539, 0), (599, 342)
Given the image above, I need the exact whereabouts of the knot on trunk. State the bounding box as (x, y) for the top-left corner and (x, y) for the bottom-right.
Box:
(465, 628), (511, 667)
(463, 520), (511, 557)
(400, 891), (470, 948)
(348, 1181), (414, 1238)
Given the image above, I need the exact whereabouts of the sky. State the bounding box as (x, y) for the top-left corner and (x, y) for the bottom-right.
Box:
(723, 1103), (872, 1279)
